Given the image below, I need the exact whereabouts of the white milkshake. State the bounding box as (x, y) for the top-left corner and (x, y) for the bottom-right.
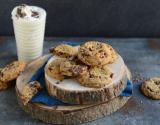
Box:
(11, 4), (46, 62)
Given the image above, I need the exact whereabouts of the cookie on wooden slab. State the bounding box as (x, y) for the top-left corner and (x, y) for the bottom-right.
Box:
(141, 77), (160, 100)
(21, 81), (42, 105)
(78, 41), (117, 66)
(46, 57), (88, 79)
(49, 44), (78, 59)
(45, 54), (127, 104)
(60, 59), (88, 77)
(0, 61), (26, 83)
(77, 65), (113, 88)
(45, 58), (65, 80)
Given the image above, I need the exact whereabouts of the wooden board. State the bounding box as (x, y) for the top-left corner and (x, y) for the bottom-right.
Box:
(45, 55), (128, 104)
(16, 55), (131, 125)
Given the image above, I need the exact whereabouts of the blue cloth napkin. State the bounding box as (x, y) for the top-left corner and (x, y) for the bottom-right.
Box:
(120, 80), (133, 97)
(29, 41), (133, 106)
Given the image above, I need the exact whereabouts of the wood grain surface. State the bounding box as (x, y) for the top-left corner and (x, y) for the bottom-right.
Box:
(0, 37), (160, 125)
(16, 55), (131, 124)
(45, 68), (127, 105)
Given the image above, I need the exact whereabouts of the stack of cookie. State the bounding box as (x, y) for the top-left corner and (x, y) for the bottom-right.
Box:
(45, 41), (129, 104)
(47, 41), (117, 88)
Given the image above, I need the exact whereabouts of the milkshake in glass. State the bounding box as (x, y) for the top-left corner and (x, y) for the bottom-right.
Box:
(11, 4), (46, 62)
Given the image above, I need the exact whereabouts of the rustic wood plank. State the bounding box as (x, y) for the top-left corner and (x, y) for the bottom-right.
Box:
(16, 55), (131, 124)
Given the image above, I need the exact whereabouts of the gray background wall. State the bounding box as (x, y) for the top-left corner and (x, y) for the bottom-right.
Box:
(1, 0), (160, 37)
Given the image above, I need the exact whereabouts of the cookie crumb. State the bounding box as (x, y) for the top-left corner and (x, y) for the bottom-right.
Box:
(132, 72), (148, 84)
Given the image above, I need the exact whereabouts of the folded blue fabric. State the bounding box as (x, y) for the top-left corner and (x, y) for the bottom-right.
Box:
(30, 41), (133, 106)
(120, 80), (133, 97)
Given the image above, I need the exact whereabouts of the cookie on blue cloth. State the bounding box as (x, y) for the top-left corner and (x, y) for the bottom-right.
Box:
(21, 81), (42, 105)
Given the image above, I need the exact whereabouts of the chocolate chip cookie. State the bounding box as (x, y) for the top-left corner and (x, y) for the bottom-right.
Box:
(0, 61), (26, 83)
(60, 59), (88, 77)
(46, 58), (65, 80)
(21, 81), (42, 105)
(78, 41), (116, 66)
(50, 44), (78, 59)
(77, 65), (113, 88)
(141, 77), (160, 100)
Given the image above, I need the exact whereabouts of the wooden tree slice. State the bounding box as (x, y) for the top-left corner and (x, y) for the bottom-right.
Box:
(16, 55), (131, 125)
(45, 55), (128, 104)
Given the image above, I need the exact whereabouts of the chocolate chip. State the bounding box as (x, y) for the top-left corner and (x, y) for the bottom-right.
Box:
(89, 48), (92, 51)
(99, 50), (103, 53)
(0, 72), (3, 77)
(17, 8), (26, 18)
(90, 75), (94, 78)
(147, 86), (154, 92)
(49, 67), (53, 70)
(155, 81), (160, 85)
(96, 43), (100, 46)
(110, 73), (114, 78)
(72, 66), (86, 75)
(31, 11), (39, 18)
(100, 55), (105, 58)
(49, 47), (55, 53)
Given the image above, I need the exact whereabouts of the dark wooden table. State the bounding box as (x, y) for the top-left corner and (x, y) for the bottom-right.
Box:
(0, 37), (160, 125)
